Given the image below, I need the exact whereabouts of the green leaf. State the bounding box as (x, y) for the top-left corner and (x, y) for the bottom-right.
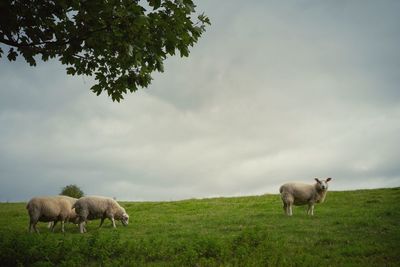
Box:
(7, 48), (18, 61)
(66, 67), (76, 75)
(90, 84), (102, 96)
(148, 0), (161, 9)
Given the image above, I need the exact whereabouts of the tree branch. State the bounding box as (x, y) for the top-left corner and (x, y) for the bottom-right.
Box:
(0, 26), (109, 49)
(0, 36), (19, 47)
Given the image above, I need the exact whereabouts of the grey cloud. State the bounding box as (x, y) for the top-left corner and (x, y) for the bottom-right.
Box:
(1, 1), (399, 201)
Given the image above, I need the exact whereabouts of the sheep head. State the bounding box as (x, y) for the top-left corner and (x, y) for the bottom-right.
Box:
(314, 177), (332, 191)
(121, 213), (129, 226)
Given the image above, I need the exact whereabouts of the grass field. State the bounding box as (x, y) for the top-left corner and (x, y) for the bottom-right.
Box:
(0, 188), (399, 266)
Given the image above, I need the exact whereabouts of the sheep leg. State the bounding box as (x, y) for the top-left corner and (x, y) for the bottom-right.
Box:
(33, 222), (39, 233)
(284, 201), (293, 216)
(283, 202), (288, 215)
(29, 218), (40, 233)
(51, 221), (58, 232)
(111, 216), (116, 228)
(309, 204), (314, 216)
(288, 203), (293, 216)
(79, 222), (85, 234)
(29, 216), (40, 233)
(78, 221), (87, 233)
(61, 221), (65, 233)
(99, 217), (105, 228)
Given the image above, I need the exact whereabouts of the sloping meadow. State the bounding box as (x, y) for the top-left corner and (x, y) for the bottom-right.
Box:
(0, 188), (399, 266)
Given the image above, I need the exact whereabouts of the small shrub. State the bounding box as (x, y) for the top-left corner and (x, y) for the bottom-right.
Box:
(60, 184), (84, 199)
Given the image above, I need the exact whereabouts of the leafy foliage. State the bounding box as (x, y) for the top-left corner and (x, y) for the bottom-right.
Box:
(0, 0), (210, 101)
(60, 184), (84, 199)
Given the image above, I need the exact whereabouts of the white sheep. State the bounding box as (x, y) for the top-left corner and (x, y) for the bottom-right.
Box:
(72, 196), (129, 233)
(279, 177), (332, 216)
(26, 195), (78, 233)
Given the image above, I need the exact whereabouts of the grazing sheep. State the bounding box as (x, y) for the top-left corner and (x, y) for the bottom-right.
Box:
(26, 195), (78, 233)
(73, 196), (129, 233)
(279, 177), (332, 216)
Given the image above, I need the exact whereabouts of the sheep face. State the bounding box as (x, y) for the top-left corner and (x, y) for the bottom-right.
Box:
(121, 213), (129, 226)
(315, 177), (332, 190)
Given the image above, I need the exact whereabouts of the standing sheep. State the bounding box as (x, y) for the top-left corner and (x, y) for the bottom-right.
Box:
(279, 177), (332, 216)
(73, 196), (129, 233)
(26, 195), (78, 233)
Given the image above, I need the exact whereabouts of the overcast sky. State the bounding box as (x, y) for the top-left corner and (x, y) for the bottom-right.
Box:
(1, 1), (400, 202)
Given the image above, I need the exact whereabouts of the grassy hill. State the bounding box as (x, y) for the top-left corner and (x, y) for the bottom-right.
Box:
(0, 188), (399, 266)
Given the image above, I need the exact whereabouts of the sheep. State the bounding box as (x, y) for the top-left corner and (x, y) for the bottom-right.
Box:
(26, 195), (78, 233)
(279, 177), (332, 216)
(73, 196), (129, 233)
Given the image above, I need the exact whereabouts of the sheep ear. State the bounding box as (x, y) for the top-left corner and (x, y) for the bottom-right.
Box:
(326, 177), (332, 182)
(315, 178), (321, 183)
